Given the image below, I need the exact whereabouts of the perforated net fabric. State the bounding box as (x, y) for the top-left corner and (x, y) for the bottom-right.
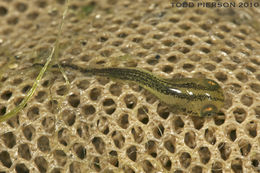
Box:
(0, 0), (260, 172)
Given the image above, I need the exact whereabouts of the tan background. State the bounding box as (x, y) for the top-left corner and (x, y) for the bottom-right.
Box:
(0, 0), (260, 172)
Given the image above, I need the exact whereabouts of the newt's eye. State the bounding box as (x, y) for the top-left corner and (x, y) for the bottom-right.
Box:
(200, 104), (217, 117)
(204, 79), (220, 89)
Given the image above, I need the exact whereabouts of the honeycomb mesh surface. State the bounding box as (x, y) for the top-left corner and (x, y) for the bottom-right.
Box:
(0, 0), (260, 172)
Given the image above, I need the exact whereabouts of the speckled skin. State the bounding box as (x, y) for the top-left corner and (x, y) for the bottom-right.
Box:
(48, 64), (224, 117)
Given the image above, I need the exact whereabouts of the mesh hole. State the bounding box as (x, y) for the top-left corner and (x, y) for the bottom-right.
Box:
(92, 157), (101, 171)
(191, 165), (203, 173)
(112, 40), (123, 46)
(97, 117), (110, 135)
(27, 106), (40, 120)
(56, 85), (68, 96)
(162, 65), (173, 73)
(15, 2), (28, 12)
(215, 72), (228, 82)
(153, 123), (165, 139)
(200, 23), (211, 31)
(229, 83), (242, 94)
(210, 56), (222, 63)
(144, 90), (157, 104)
(238, 139), (251, 156)
(35, 0), (48, 8)
(157, 103), (170, 119)
(53, 150), (67, 166)
(191, 117), (204, 130)
(142, 160), (155, 173)
(76, 79), (90, 90)
(92, 137), (106, 154)
(231, 158), (243, 173)
(189, 16), (200, 22)
(164, 138), (175, 153)
(47, 100), (59, 114)
(12, 78), (23, 85)
(51, 168), (61, 173)
(153, 33), (163, 39)
(37, 136), (50, 152)
(227, 128), (237, 142)
(178, 46), (190, 54)
(126, 146), (137, 162)
(1, 90), (12, 100)
(1, 132), (16, 148)
(184, 131), (196, 149)
(62, 109), (76, 126)
(22, 85), (32, 93)
(233, 108), (246, 123)
(18, 143), (31, 160)
(109, 83), (122, 96)
(145, 140), (157, 158)
(162, 39), (175, 47)
(184, 39), (195, 46)
(225, 40), (236, 48)
(122, 165), (135, 173)
(89, 88), (101, 101)
(111, 131), (125, 149)
(211, 161), (223, 173)
(179, 152), (191, 168)
(246, 65), (256, 73)
(254, 105), (260, 119)
(204, 63), (216, 71)
(250, 58), (260, 65)
(14, 97), (24, 106)
(118, 113), (129, 129)
(0, 151), (12, 168)
(0, 6), (8, 16)
(245, 121), (257, 138)
(167, 55), (178, 62)
(173, 116), (184, 133)
(218, 142), (231, 160)
(236, 72), (248, 82)
(251, 158), (259, 169)
(132, 36), (143, 43)
(183, 63), (195, 71)
(68, 94), (80, 108)
(198, 147), (211, 164)
(103, 98), (116, 114)
(200, 47), (210, 54)
(241, 94), (253, 107)
(224, 63), (237, 71)
(73, 143), (86, 159)
(82, 105), (96, 116)
(204, 128), (216, 145)
(7, 16), (19, 25)
(58, 128), (70, 146)
(22, 125), (35, 141)
(257, 74), (260, 81)
(160, 155), (172, 171)
(0, 104), (6, 115)
(131, 126), (144, 143)
(108, 150), (119, 167)
(41, 116), (55, 133)
(147, 58), (159, 65)
(27, 11), (39, 20)
(137, 106), (149, 124)
(214, 116), (225, 126)
(15, 163), (29, 173)
(34, 156), (48, 173)
(124, 94), (137, 109)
